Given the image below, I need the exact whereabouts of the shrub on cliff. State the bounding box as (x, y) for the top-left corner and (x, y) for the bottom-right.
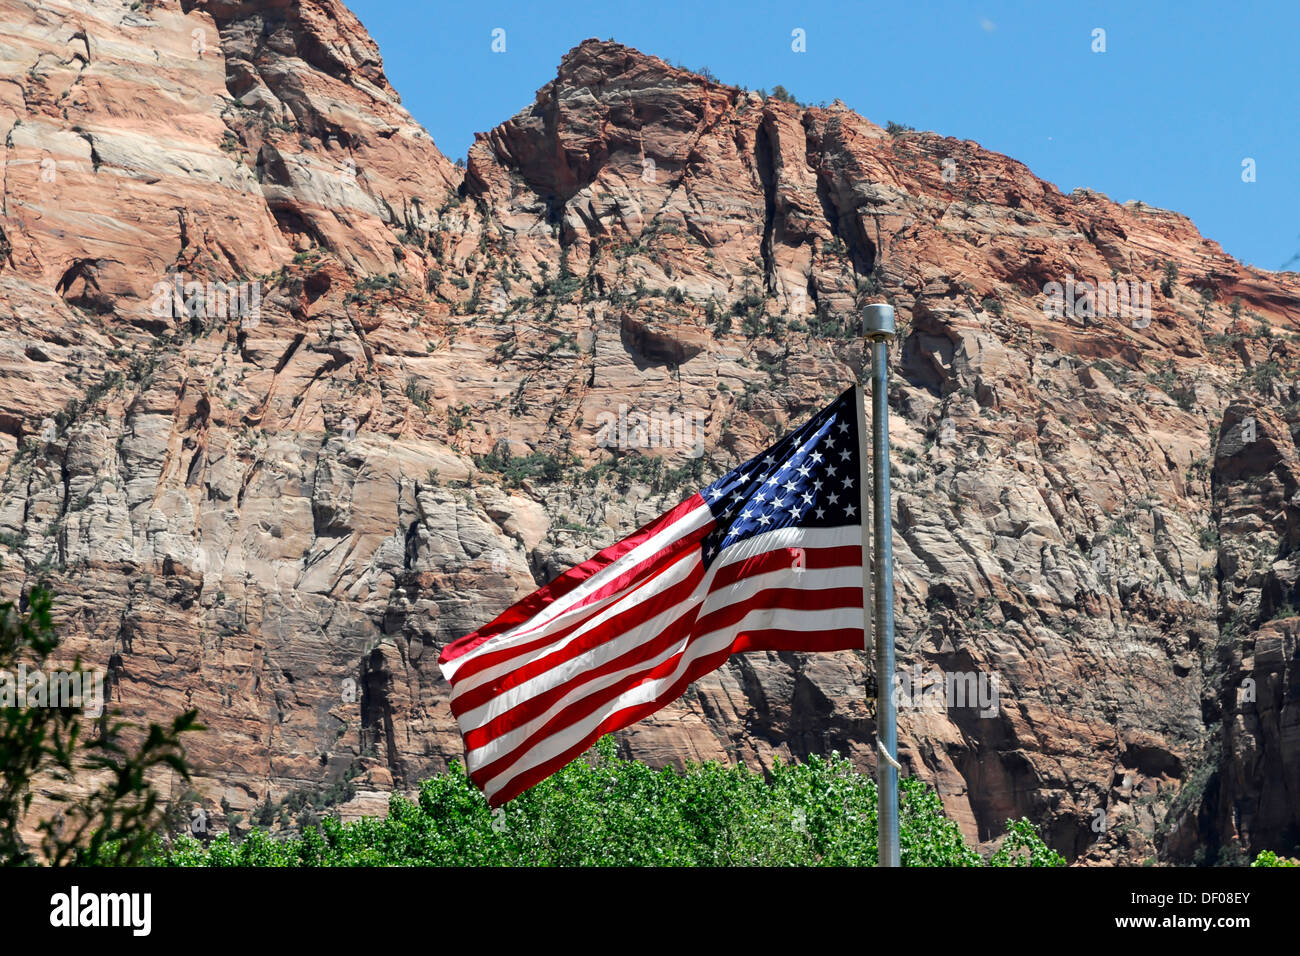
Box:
(161, 737), (1064, 867)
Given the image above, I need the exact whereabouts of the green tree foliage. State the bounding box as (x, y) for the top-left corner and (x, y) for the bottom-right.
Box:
(162, 738), (1063, 867)
(1251, 850), (1300, 867)
(988, 818), (1069, 867)
(1160, 260), (1179, 297)
(473, 447), (576, 488)
(0, 588), (200, 866)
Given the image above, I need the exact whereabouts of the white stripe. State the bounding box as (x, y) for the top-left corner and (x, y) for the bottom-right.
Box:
(705, 523), (860, 570)
(480, 604), (865, 799)
(440, 501), (714, 680)
(449, 545), (700, 701)
(456, 525), (860, 734)
(700, 563), (863, 616)
(463, 553), (863, 768)
(462, 561), (864, 760)
(455, 553), (705, 730)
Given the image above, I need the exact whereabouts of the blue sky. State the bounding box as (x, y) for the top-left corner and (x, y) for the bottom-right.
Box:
(347, 0), (1299, 271)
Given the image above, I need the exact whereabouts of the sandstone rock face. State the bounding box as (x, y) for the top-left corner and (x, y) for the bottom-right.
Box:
(3, 8), (1300, 862)
(1155, 402), (1300, 863)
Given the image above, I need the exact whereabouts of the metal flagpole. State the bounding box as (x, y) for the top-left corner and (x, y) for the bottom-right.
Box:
(863, 302), (899, 868)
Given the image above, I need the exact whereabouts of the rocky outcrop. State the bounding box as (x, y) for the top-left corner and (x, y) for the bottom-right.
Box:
(1157, 401), (1300, 863)
(3, 7), (1300, 862)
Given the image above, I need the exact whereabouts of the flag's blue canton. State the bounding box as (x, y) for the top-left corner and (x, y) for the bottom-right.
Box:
(698, 388), (862, 567)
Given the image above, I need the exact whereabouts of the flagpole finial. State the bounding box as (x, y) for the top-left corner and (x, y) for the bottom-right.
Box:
(863, 303), (895, 341)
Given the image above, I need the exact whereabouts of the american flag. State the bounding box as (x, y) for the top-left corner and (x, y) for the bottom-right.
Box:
(438, 386), (870, 806)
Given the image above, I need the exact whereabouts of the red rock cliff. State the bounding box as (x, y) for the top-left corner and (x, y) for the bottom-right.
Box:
(3, 6), (1299, 863)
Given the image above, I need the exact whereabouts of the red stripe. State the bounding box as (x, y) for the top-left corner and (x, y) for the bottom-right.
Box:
(439, 494), (708, 669)
(462, 582), (706, 751)
(694, 585), (863, 638)
(460, 550), (863, 759)
(731, 625), (863, 654)
(457, 546), (860, 739)
(483, 625), (863, 807)
(451, 552), (706, 719)
(469, 585), (863, 790)
(449, 517), (711, 687)
(709, 543), (862, 590)
(454, 543), (861, 716)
